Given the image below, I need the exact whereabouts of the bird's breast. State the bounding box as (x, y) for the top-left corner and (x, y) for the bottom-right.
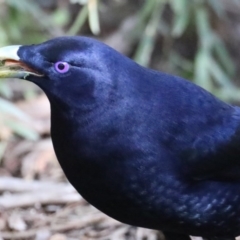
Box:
(50, 108), (240, 237)
(50, 109), (178, 225)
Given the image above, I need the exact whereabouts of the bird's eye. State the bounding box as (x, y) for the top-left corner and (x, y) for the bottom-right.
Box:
(54, 62), (70, 73)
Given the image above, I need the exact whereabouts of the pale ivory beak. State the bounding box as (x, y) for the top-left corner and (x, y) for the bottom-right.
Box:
(0, 45), (42, 79)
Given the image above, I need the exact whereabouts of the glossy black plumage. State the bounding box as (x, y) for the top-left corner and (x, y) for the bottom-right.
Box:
(6, 37), (240, 239)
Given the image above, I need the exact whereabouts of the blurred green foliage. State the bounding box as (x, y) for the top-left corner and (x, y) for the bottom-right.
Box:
(0, 0), (240, 150)
(1, 0), (239, 99)
(133, 0), (240, 100)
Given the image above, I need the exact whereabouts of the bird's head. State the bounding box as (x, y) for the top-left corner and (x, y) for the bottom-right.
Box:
(0, 36), (129, 110)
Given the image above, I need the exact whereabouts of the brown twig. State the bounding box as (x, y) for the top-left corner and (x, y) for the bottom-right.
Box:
(0, 177), (82, 209)
(0, 191), (82, 209)
(0, 214), (105, 239)
(0, 177), (74, 193)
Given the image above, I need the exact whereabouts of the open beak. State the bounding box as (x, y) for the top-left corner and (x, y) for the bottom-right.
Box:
(0, 45), (43, 79)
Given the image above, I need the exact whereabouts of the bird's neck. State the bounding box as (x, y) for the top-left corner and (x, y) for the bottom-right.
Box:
(49, 101), (134, 206)
(49, 99), (118, 162)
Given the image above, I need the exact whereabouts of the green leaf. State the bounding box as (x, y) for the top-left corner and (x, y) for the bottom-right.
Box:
(194, 49), (212, 91)
(88, 0), (100, 35)
(0, 98), (29, 122)
(51, 8), (70, 28)
(68, 5), (88, 35)
(169, 52), (193, 72)
(0, 81), (12, 98)
(195, 5), (212, 49)
(170, 0), (190, 37)
(208, 56), (235, 89)
(138, 0), (157, 23)
(134, 0), (163, 66)
(213, 36), (235, 76)
(4, 119), (38, 140)
(208, 0), (226, 18)
(7, 0), (63, 37)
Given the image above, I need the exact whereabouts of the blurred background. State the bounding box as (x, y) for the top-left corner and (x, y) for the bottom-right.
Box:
(0, 0), (240, 239)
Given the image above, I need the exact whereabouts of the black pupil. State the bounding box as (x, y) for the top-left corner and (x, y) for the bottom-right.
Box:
(58, 63), (65, 70)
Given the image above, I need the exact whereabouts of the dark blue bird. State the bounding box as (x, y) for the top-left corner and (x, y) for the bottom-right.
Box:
(0, 36), (240, 240)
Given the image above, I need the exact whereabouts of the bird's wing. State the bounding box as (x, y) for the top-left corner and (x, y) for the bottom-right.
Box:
(151, 74), (240, 182)
(179, 107), (240, 181)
